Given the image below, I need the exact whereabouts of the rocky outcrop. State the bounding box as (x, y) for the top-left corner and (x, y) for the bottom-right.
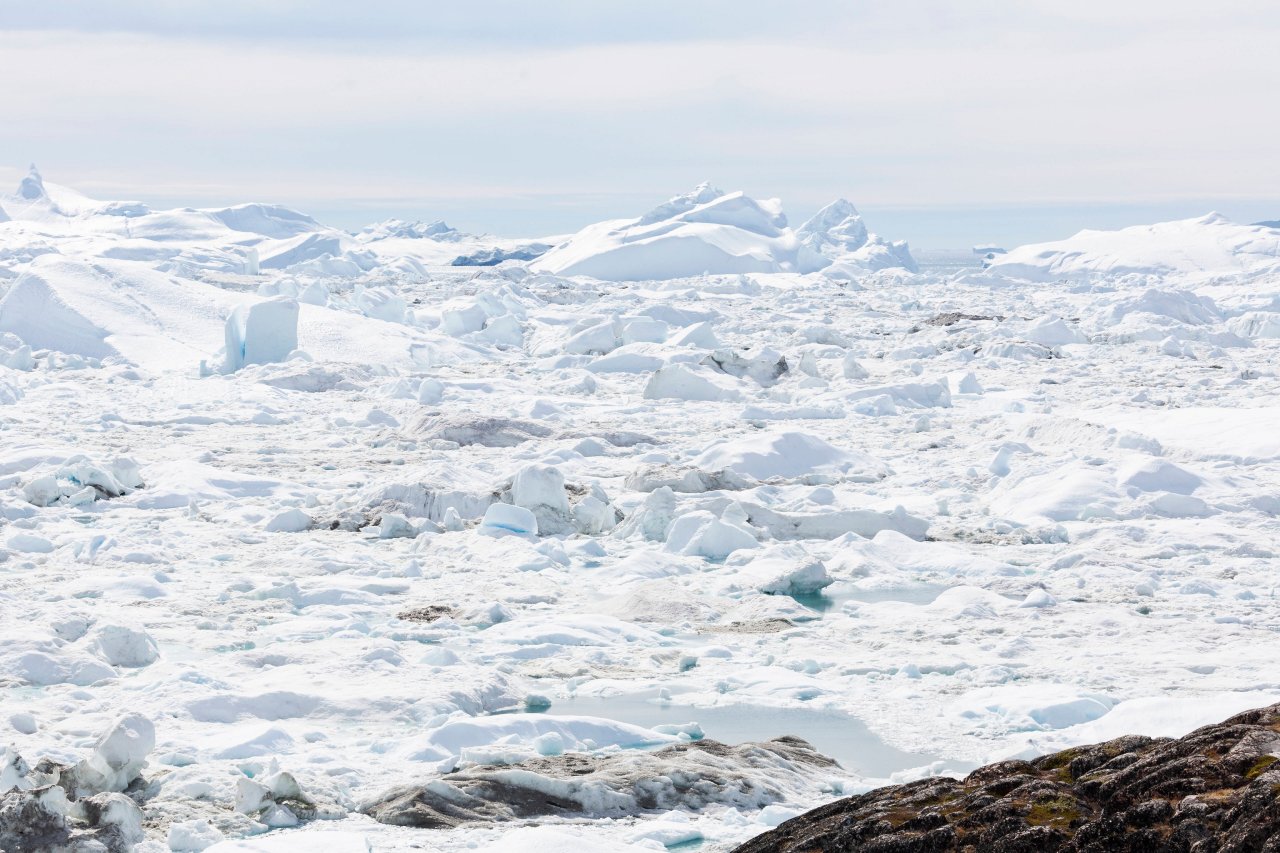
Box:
(734, 703), (1280, 853)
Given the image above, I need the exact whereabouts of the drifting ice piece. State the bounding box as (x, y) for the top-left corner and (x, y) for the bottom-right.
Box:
(224, 298), (299, 371)
(481, 503), (539, 536)
(511, 464), (573, 535)
(72, 714), (155, 795)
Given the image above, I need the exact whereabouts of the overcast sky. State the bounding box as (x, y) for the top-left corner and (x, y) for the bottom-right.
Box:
(3, 1), (1278, 248)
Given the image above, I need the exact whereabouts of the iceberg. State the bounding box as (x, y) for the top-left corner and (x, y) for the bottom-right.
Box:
(986, 213), (1280, 281)
(532, 182), (829, 281)
(223, 298), (299, 372)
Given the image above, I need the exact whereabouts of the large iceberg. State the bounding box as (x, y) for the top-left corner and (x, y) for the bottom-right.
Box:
(986, 213), (1280, 281)
(533, 184), (915, 281)
(532, 183), (828, 281)
(797, 199), (918, 273)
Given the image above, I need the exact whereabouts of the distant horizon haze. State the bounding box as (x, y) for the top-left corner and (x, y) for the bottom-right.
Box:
(3, 0), (1277, 249)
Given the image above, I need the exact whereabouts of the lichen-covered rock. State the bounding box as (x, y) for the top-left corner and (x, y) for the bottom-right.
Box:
(734, 703), (1280, 853)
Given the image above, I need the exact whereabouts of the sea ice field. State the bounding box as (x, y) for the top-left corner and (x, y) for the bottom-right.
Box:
(2, 168), (1280, 851)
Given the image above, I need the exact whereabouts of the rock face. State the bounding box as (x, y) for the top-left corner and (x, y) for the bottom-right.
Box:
(734, 703), (1280, 853)
(364, 736), (837, 828)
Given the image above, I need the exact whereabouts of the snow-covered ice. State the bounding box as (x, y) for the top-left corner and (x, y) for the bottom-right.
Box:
(2, 169), (1280, 851)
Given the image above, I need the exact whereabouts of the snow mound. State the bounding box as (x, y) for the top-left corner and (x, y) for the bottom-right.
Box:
(987, 213), (1280, 281)
(693, 430), (886, 482)
(644, 363), (744, 402)
(532, 183), (827, 280)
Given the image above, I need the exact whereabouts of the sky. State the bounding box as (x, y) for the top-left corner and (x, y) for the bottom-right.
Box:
(3, 0), (1279, 249)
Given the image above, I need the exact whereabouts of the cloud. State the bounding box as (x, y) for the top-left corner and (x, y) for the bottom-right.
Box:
(2, 2), (1278, 242)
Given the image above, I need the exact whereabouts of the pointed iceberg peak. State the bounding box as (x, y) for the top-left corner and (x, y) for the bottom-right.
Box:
(798, 198), (869, 254)
(637, 181), (728, 225)
(687, 181), (725, 204)
(795, 197), (917, 274)
(18, 163), (46, 200)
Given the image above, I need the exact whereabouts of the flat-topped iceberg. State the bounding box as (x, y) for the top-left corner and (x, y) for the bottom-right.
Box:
(986, 213), (1280, 281)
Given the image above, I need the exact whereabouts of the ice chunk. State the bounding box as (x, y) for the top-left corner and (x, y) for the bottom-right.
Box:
(736, 546), (833, 595)
(665, 510), (759, 560)
(265, 508), (312, 533)
(511, 464), (572, 535)
(1021, 315), (1087, 346)
(1117, 457), (1202, 495)
(564, 319), (622, 355)
(224, 298), (299, 372)
(72, 714), (155, 795)
(694, 430), (884, 482)
(7, 533), (53, 553)
(949, 370), (983, 395)
(842, 353), (869, 379)
(644, 363), (743, 402)
(90, 624), (160, 667)
(668, 321), (721, 349)
(481, 503), (539, 536)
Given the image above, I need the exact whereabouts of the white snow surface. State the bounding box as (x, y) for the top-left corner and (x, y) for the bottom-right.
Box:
(3, 170), (1280, 852)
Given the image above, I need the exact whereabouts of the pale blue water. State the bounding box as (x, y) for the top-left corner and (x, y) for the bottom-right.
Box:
(789, 581), (949, 612)
(534, 692), (972, 778)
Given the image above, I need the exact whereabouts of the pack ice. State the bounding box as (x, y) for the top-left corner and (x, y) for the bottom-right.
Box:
(1, 167), (1279, 852)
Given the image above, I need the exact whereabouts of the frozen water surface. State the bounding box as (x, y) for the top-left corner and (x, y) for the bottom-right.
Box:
(526, 692), (968, 778)
(2, 172), (1280, 852)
